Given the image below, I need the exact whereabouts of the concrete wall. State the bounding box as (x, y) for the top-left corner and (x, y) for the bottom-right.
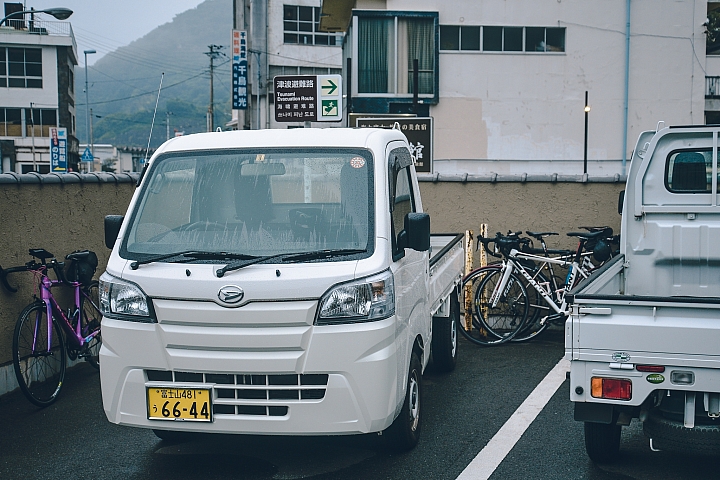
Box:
(0, 172), (623, 395)
(0, 173), (137, 392)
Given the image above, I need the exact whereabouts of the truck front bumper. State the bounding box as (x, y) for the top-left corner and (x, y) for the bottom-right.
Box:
(100, 311), (403, 436)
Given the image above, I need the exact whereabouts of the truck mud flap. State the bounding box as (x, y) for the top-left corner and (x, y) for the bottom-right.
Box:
(575, 402), (614, 424)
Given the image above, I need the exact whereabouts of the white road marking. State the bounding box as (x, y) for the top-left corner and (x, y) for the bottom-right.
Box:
(456, 357), (571, 480)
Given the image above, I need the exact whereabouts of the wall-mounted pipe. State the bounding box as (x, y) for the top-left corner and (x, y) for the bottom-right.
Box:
(622, 0), (631, 176)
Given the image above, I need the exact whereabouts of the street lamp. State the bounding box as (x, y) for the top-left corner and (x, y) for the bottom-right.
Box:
(0, 7), (73, 26)
(584, 91), (591, 175)
(84, 49), (96, 172)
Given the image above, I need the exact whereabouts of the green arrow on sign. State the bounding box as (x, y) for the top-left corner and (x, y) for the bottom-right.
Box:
(322, 79), (338, 95)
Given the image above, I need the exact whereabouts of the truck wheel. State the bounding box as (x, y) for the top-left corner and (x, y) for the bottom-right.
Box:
(584, 422), (621, 463)
(431, 292), (459, 373)
(643, 411), (720, 454)
(384, 352), (422, 452)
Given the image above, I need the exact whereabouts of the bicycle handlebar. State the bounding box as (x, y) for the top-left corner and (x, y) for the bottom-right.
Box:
(0, 255), (70, 293)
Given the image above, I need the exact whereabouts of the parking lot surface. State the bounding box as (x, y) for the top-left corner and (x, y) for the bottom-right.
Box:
(1, 329), (718, 479)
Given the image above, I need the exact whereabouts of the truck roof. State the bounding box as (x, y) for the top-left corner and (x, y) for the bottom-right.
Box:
(154, 127), (407, 155)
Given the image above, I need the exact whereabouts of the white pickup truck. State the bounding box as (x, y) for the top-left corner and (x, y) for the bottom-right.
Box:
(99, 127), (464, 451)
(568, 125), (720, 461)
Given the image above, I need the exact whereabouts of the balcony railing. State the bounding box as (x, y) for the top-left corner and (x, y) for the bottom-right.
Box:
(707, 76), (720, 98)
(0, 20), (76, 51)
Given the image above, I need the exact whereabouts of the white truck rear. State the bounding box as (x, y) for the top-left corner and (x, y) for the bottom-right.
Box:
(99, 128), (464, 451)
(568, 125), (720, 461)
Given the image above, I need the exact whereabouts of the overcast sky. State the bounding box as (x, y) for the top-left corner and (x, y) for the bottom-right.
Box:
(28, 0), (205, 65)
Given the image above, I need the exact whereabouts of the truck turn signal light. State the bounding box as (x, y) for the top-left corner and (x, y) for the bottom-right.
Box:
(591, 377), (632, 400)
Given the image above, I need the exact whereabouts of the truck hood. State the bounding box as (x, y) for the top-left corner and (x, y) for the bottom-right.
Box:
(115, 260), (361, 305)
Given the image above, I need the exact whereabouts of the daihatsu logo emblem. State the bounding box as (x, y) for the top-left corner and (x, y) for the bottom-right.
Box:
(218, 285), (244, 304)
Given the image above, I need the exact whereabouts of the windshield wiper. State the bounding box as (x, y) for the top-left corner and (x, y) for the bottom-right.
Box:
(216, 252), (290, 277)
(282, 249), (367, 262)
(130, 251), (258, 270)
(216, 249), (367, 277)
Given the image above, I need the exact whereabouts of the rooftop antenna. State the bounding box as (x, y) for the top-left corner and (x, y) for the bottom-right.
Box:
(144, 72), (165, 164)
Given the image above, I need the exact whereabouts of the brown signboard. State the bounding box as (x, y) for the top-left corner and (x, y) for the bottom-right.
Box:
(356, 117), (433, 173)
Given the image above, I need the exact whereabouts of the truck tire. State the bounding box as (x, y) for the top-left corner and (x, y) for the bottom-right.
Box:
(643, 411), (720, 454)
(384, 352), (423, 452)
(584, 422), (621, 463)
(431, 291), (459, 373)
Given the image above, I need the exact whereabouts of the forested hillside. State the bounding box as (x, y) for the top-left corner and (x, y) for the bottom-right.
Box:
(76, 0), (233, 148)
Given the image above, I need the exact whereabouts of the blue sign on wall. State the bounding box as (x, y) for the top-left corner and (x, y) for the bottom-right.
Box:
(232, 30), (248, 110)
(50, 127), (68, 172)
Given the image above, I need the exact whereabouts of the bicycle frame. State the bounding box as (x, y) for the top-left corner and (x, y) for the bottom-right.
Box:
(37, 270), (98, 350)
(489, 249), (583, 319)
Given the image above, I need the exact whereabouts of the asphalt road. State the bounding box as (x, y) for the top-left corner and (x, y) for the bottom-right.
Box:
(1, 329), (719, 480)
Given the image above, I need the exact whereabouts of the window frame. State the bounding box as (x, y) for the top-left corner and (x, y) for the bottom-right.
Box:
(388, 147), (416, 261)
(664, 148), (714, 194)
(350, 10), (439, 103)
(438, 25), (566, 54)
(0, 47), (43, 89)
(283, 5), (343, 46)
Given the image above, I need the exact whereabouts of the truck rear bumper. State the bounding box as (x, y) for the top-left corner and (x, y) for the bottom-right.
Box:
(570, 360), (720, 408)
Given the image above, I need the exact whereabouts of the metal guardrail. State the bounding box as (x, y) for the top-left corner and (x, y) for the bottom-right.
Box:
(0, 20), (76, 51)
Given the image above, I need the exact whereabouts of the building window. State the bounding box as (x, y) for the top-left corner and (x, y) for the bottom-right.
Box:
(19, 108), (57, 137)
(357, 15), (436, 96)
(68, 66), (73, 94)
(283, 5), (342, 46)
(0, 47), (43, 88)
(0, 108), (56, 137)
(440, 25), (565, 53)
(0, 108), (22, 136)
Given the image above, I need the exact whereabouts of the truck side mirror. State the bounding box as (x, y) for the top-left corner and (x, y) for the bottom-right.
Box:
(403, 212), (430, 252)
(104, 215), (124, 249)
(618, 190), (625, 215)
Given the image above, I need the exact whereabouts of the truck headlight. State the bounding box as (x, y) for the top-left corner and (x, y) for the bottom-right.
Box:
(316, 270), (395, 324)
(99, 272), (155, 322)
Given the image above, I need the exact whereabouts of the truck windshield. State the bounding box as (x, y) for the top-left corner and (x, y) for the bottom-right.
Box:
(122, 148), (373, 260)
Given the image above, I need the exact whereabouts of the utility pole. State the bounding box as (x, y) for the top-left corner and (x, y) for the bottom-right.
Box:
(205, 44), (224, 131)
(166, 111), (173, 141)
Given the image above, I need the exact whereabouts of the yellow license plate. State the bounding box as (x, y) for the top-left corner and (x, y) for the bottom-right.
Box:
(147, 387), (212, 422)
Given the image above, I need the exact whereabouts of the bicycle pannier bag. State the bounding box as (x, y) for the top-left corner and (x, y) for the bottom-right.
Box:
(66, 250), (98, 285)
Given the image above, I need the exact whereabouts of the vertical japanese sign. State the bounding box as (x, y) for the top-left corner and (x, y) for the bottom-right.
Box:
(356, 117), (433, 173)
(232, 30), (248, 110)
(49, 127), (67, 172)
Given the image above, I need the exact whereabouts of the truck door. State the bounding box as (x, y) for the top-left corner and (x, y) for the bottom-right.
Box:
(388, 145), (429, 376)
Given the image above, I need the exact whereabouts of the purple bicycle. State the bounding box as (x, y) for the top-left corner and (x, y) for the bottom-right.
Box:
(0, 248), (101, 407)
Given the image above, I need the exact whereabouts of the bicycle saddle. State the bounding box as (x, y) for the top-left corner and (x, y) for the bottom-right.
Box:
(29, 248), (54, 260)
(66, 250), (93, 262)
(526, 231), (558, 239)
(567, 230), (607, 240)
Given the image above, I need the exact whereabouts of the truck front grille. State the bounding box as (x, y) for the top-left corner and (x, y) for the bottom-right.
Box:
(145, 370), (329, 417)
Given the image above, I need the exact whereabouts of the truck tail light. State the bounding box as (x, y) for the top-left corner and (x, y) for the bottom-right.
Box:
(591, 377), (632, 400)
(636, 365), (665, 373)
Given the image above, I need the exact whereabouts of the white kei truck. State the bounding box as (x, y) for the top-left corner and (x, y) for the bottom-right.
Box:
(568, 125), (720, 462)
(99, 127), (464, 451)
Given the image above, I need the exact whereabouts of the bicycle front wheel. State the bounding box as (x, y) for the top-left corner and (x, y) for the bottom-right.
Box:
(473, 269), (529, 343)
(459, 266), (506, 346)
(13, 301), (67, 407)
(80, 280), (101, 369)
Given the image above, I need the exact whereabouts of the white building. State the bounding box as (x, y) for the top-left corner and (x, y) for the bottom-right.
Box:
(335, 0), (715, 175)
(0, 4), (78, 173)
